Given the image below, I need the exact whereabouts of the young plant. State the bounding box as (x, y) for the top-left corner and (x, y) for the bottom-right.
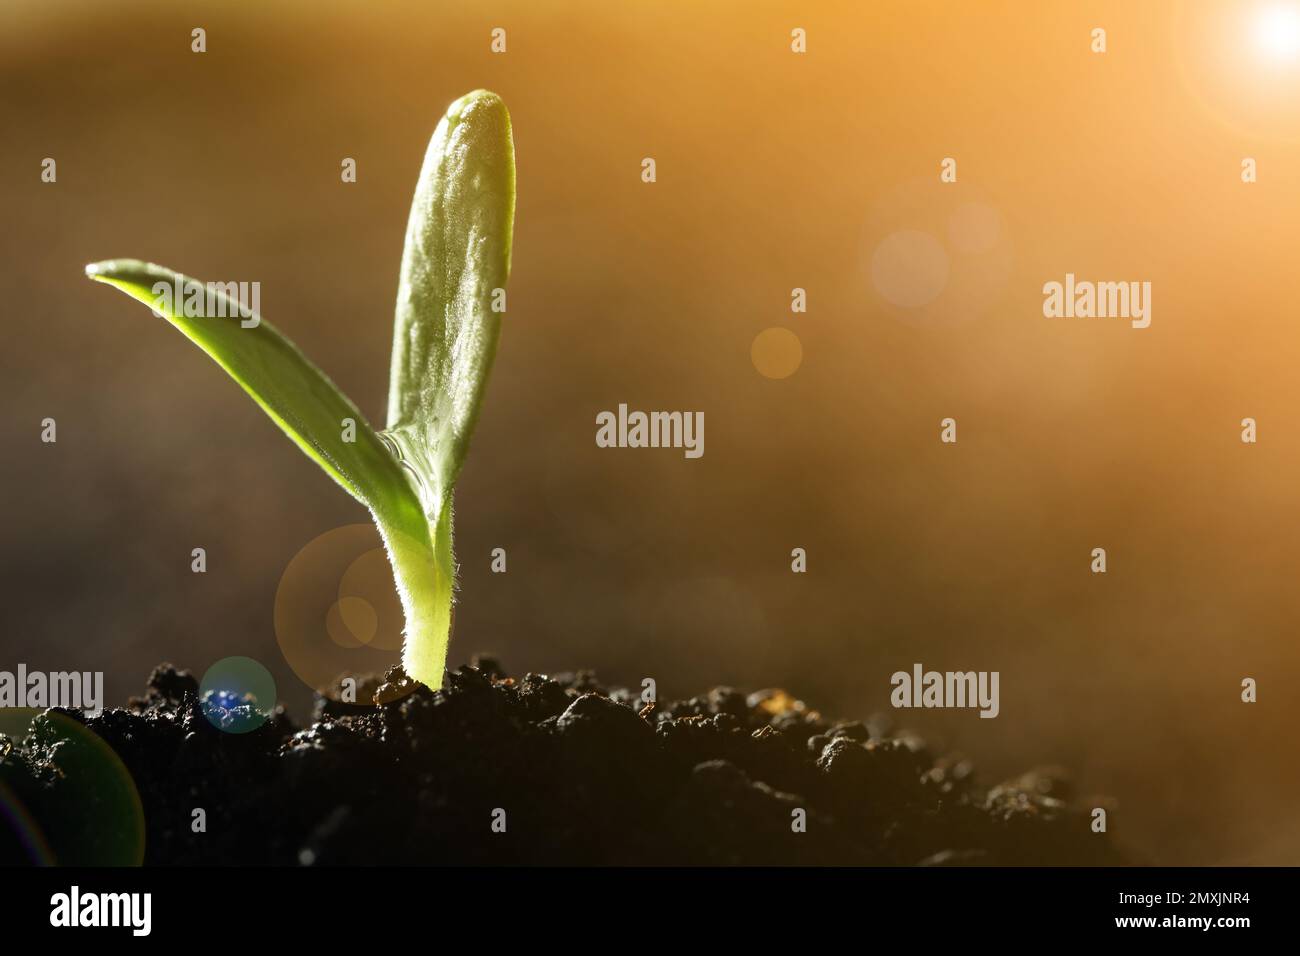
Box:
(85, 90), (515, 690)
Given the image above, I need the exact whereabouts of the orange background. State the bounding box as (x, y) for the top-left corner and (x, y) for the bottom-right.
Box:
(3, 0), (1299, 864)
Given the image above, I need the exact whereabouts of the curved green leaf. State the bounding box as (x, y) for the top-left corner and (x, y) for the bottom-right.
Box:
(85, 259), (409, 511)
(84, 259), (442, 687)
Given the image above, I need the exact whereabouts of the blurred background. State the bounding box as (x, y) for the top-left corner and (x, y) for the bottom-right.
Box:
(3, 0), (1299, 865)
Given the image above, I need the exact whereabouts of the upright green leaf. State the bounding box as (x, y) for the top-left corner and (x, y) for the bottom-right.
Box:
(384, 89), (515, 513)
(382, 89), (516, 685)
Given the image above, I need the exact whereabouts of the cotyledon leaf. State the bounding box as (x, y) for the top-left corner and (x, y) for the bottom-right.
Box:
(83, 261), (443, 684)
(384, 89), (515, 514)
(382, 89), (516, 685)
(84, 259), (414, 512)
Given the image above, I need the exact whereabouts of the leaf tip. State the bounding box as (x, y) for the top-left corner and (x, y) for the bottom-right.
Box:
(442, 89), (514, 162)
(84, 258), (154, 285)
(449, 87), (506, 116)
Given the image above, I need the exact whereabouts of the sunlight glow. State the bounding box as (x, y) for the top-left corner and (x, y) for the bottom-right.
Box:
(1254, 3), (1300, 62)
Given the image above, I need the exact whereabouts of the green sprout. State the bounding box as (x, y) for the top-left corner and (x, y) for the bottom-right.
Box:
(85, 89), (515, 690)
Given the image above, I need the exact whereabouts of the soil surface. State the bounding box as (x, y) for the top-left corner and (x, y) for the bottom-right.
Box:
(0, 660), (1124, 865)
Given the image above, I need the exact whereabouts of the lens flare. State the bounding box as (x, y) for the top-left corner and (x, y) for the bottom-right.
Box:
(750, 328), (803, 379)
(275, 523), (412, 701)
(0, 710), (144, 865)
(0, 775), (56, 865)
(199, 656), (276, 734)
(1254, 3), (1300, 62)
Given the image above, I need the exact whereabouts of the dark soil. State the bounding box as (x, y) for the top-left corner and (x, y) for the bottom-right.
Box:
(0, 659), (1124, 865)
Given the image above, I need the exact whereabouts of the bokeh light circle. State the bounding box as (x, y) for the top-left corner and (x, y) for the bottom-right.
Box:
(860, 177), (1014, 328)
(199, 656), (276, 734)
(871, 229), (950, 307)
(750, 327), (803, 379)
(947, 202), (1004, 255)
(0, 709), (144, 865)
(275, 523), (414, 703)
(327, 596), (378, 648)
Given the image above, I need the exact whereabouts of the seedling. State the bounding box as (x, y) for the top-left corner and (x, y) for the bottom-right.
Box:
(85, 90), (515, 690)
